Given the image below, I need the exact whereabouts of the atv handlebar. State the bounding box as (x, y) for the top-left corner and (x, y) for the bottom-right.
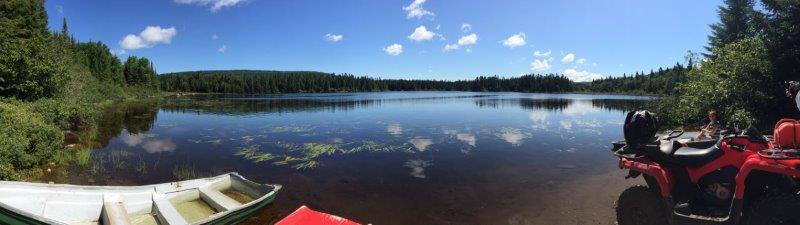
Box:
(662, 130), (684, 141)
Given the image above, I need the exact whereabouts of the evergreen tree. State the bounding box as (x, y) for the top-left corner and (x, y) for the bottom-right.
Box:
(0, 0), (66, 100)
(706, 0), (758, 54)
(759, 0), (800, 82)
(61, 17), (68, 36)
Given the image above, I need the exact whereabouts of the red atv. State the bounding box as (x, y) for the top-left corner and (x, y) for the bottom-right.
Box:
(612, 111), (800, 225)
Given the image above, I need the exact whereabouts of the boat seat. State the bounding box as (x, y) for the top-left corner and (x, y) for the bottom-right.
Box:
(199, 187), (242, 211)
(102, 195), (133, 225)
(154, 197), (189, 225)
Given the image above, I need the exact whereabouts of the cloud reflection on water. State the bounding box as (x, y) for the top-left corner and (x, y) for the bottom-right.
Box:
(497, 128), (530, 146)
(119, 131), (176, 153)
(387, 123), (403, 136)
(404, 159), (433, 179)
(409, 138), (433, 151)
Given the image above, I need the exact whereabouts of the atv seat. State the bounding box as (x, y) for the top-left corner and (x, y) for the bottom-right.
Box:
(672, 145), (723, 168)
(652, 140), (724, 168)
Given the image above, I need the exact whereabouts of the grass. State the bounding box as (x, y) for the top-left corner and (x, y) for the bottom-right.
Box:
(135, 156), (147, 175)
(235, 145), (275, 163)
(172, 162), (198, 180)
(109, 149), (130, 169)
(73, 146), (92, 166)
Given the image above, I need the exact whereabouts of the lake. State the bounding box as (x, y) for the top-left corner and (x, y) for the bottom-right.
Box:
(52, 92), (649, 225)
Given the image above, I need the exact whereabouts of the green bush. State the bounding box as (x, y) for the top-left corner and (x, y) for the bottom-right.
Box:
(655, 37), (777, 127)
(0, 101), (63, 180)
(30, 99), (96, 131)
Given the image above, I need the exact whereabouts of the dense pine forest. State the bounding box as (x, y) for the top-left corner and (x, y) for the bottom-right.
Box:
(159, 71), (575, 93)
(159, 66), (693, 95)
(575, 63), (691, 95)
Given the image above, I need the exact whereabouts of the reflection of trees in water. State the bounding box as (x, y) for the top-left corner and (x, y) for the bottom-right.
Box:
(590, 99), (648, 112)
(474, 98), (570, 111)
(474, 98), (648, 113)
(159, 94), (498, 116)
(160, 98), (376, 115)
(94, 100), (160, 148)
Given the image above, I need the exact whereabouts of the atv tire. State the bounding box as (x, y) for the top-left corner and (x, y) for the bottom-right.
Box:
(744, 192), (800, 225)
(615, 185), (669, 225)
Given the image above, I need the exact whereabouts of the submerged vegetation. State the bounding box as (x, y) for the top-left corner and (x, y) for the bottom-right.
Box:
(236, 141), (416, 170)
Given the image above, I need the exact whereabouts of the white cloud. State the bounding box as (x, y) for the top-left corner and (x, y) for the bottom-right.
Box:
(576, 58), (587, 64)
(384, 44), (403, 56)
(561, 53), (575, 63)
(174, 0), (245, 12)
(531, 57), (553, 71)
(218, 44), (227, 53)
(408, 26), (436, 42)
(324, 33), (343, 42)
(140, 26), (176, 44)
(534, 50), (551, 57)
(458, 33), (478, 46)
(461, 23), (472, 33)
(562, 68), (603, 82)
(211, 34), (218, 40)
(120, 26), (177, 51)
(443, 33), (478, 52)
(120, 35), (147, 50)
(443, 44), (460, 52)
(502, 32), (526, 48)
(403, 0), (434, 19)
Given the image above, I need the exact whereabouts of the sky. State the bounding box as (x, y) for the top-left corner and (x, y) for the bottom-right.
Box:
(45, 0), (723, 81)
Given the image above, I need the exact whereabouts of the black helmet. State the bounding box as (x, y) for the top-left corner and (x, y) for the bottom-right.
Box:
(624, 110), (660, 148)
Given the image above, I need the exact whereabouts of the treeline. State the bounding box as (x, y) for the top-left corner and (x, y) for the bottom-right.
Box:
(575, 63), (691, 95)
(0, 0), (162, 180)
(159, 70), (575, 93)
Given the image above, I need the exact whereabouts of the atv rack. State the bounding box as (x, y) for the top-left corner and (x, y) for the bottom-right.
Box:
(757, 148), (800, 159)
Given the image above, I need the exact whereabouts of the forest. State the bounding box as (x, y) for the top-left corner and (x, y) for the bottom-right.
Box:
(0, 0), (162, 179)
(159, 71), (575, 93)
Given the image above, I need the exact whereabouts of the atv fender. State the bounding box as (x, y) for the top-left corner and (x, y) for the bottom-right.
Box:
(620, 158), (674, 197)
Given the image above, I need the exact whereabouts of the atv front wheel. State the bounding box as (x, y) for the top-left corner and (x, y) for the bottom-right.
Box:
(615, 185), (669, 225)
(745, 192), (800, 225)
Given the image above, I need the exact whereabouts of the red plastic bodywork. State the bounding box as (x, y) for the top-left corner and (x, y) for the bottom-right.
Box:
(618, 135), (800, 199)
(276, 205), (361, 225)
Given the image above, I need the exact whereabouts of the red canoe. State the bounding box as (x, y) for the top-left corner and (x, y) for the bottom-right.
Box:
(276, 205), (361, 225)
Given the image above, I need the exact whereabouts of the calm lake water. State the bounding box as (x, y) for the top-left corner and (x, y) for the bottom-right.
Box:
(56, 92), (650, 224)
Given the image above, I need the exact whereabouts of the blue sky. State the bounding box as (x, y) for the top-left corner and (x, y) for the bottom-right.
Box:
(45, 0), (722, 81)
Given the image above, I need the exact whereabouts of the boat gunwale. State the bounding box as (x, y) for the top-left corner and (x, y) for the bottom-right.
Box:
(0, 172), (281, 225)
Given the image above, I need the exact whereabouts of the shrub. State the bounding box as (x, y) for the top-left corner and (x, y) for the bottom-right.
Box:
(0, 101), (63, 180)
(655, 37), (777, 127)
